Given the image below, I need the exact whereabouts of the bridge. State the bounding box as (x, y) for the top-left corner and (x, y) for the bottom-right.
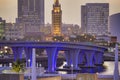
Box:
(0, 41), (107, 72)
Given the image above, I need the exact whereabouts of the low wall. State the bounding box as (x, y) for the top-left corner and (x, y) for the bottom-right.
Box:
(38, 76), (61, 80)
(76, 73), (98, 80)
(98, 78), (113, 80)
(76, 74), (115, 80)
(0, 73), (24, 80)
(98, 75), (113, 80)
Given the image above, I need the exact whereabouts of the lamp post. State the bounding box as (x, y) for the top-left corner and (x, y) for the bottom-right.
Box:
(71, 64), (74, 80)
(28, 59), (31, 80)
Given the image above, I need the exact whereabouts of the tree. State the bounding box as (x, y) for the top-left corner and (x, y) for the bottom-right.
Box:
(12, 59), (25, 72)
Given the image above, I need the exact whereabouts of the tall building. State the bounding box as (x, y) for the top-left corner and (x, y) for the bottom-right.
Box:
(0, 17), (5, 40)
(17, 0), (44, 25)
(81, 6), (87, 33)
(109, 13), (120, 42)
(81, 3), (109, 35)
(52, 0), (62, 36)
(16, 0), (44, 40)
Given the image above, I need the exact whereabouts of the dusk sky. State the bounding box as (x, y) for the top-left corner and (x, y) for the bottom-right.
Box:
(0, 0), (120, 26)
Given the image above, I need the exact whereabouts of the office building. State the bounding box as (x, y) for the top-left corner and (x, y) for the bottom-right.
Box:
(109, 13), (120, 42)
(17, 0), (44, 25)
(0, 17), (5, 40)
(5, 23), (24, 40)
(81, 3), (109, 35)
(16, 0), (44, 39)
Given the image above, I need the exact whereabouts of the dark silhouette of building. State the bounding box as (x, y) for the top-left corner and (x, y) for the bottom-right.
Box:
(0, 17), (5, 40)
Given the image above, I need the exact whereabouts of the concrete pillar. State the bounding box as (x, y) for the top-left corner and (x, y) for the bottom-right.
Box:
(64, 51), (72, 67)
(12, 47), (23, 61)
(70, 49), (80, 69)
(32, 48), (36, 80)
(24, 47), (32, 67)
(54, 50), (59, 69)
(85, 51), (95, 67)
(46, 47), (58, 73)
(114, 44), (120, 80)
(78, 50), (86, 65)
(94, 52), (104, 65)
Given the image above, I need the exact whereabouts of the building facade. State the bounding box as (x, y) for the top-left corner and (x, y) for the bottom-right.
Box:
(0, 17), (5, 40)
(16, 12), (42, 33)
(52, 0), (62, 36)
(17, 0), (44, 25)
(81, 3), (109, 35)
(16, 0), (44, 40)
(5, 23), (24, 40)
(62, 24), (80, 36)
(109, 13), (120, 42)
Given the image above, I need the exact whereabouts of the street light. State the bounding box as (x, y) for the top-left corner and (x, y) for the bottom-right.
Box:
(71, 64), (74, 80)
(4, 46), (8, 49)
(28, 59), (31, 80)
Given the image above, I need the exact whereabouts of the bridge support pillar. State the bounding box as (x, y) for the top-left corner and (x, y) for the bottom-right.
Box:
(24, 48), (33, 67)
(64, 51), (72, 68)
(31, 48), (37, 80)
(70, 49), (80, 69)
(12, 47), (23, 61)
(46, 48), (58, 73)
(78, 50), (85, 65)
(85, 51), (95, 67)
(94, 52), (104, 65)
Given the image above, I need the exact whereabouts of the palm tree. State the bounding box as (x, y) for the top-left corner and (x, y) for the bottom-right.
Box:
(12, 59), (25, 72)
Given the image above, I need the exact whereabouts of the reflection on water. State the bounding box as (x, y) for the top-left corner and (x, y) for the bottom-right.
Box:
(58, 61), (120, 75)
(80, 66), (106, 73)
(0, 61), (119, 75)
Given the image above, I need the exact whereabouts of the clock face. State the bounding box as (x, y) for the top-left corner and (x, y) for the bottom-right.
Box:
(54, 10), (60, 13)
(54, 7), (60, 13)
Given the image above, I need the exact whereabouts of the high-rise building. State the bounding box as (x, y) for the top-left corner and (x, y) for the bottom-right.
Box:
(109, 13), (120, 42)
(81, 5), (87, 33)
(17, 0), (44, 25)
(52, 0), (62, 36)
(0, 17), (5, 40)
(16, 0), (44, 40)
(81, 3), (109, 35)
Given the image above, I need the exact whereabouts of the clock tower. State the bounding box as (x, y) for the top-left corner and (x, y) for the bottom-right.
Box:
(52, 0), (62, 36)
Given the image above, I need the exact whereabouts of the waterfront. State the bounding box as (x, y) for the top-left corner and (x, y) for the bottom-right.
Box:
(57, 61), (120, 75)
(0, 61), (119, 75)
(0, 61), (119, 80)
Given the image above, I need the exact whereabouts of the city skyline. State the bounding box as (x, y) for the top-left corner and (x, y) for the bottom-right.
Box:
(0, 0), (120, 26)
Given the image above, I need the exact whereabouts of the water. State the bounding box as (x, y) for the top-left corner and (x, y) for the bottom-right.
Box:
(99, 61), (119, 75)
(0, 61), (119, 75)
(58, 61), (120, 75)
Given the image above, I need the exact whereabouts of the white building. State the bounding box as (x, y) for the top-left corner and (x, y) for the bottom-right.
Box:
(5, 23), (24, 40)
